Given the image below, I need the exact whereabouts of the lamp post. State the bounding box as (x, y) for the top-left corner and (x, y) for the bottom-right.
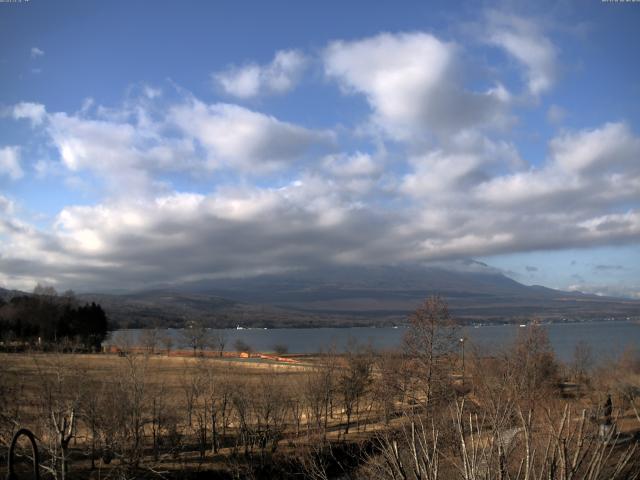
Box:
(459, 337), (466, 386)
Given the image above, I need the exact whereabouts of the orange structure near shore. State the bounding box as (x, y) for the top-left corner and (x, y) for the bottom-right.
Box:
(101, 345), (301, 364)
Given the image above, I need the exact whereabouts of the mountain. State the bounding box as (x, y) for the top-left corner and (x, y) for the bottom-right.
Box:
(0, 287), (22, 302)
(77, 264), (640, 328)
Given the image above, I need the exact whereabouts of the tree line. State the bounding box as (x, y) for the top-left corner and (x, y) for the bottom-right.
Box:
(0, 284), (108, 351)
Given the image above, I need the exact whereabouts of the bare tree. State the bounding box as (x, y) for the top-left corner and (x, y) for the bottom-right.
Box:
(51, 409), (75, 480)
(160, 330), (174, 355)
(367, 400), (640, 480)
(33, 283), (58, 298)
(140, 327), (159, 354)
(189, 361), (211, 460)
(303, 371), (325, 438)
(148, 380), (170, 461)
(369, 415), (440, 480)
(252, 371), (288, 456)
(509, 321), (559, 407)
(79, 378), (104, 470)
(302, 348), (338, 439)
(403, 295), (458, 409)
(207, 368), (232, 454)
(33, 353), (82, 480)
(0, 367), (25, 461)
(230, 379), (253, 456)
(111, 330), (135, 355)
(572, 340), (594, 383)
(338, 342), (374, 435)
(604, 346), (640, 427)
(374, 350), (407, 424)
(103, 353), (152, 472)
(288, 378), (305, 438)
(211, 331), (227, 357)
(466, 346), (519, 443)
(181, 320), (209, 356)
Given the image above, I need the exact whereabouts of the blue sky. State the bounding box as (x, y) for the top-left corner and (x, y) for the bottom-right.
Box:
(0, 0), (639, 296)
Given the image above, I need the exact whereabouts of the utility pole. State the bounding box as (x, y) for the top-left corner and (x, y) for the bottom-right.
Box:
(460, 337), (466, 386)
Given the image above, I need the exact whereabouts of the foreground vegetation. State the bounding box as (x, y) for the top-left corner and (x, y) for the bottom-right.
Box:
(1, 297), (639, 479)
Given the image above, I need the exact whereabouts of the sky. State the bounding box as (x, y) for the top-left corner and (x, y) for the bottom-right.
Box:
(0, 0), (639, 297)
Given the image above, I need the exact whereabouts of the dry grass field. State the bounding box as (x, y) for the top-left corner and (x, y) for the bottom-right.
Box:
(0, 349), (389, 478)
(1, 322), (640, 479)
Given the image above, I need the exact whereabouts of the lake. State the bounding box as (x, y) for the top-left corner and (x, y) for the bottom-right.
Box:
(107, 320), (640, 362)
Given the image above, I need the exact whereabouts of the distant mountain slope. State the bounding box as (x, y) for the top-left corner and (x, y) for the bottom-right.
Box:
(78, 264), (640, 328)
(0, 287), (22, 302)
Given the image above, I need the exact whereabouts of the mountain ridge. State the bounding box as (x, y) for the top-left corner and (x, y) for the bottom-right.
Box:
(3, 264), (638, 328)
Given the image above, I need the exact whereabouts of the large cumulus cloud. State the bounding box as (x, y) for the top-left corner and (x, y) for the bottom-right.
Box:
(1, 24), (639, 293)
(324, 32), (511, 140)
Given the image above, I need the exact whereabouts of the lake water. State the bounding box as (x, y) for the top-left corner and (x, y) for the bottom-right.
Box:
(108, 320), (640, 362)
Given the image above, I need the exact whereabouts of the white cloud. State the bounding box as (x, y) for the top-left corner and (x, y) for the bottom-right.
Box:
(14, 182), (388, 287)
(474, 122), (640, 210)
(45, 106), (197, 193)
(214, 49), (308, 98)
(1, 57), (639, 291)
(9, 93), (332, 191)
(394, 121), (640, 263)
(0, 143), (638, 290)
(12, 102), (47, 126)
(486, 12), (557, 96)
(0, 195), (14, 214)
(217, 65), (261, 99)
(49, 113), (139, 172)
(550, 122), (640, 175)
(577, 211), (640, 243)
(170, 99), (332, 172)
(143, 85), (162, 99)
(5, 94), (338, 213)
(0, 146), (24, 180)
(30, 47), (44, 58)
(318, 152), (386, 196)
(324, 32), (508, 140)
(322, 152), (382, 178)
(567, 283), (640, 300)
(402, 133), (523, 200)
